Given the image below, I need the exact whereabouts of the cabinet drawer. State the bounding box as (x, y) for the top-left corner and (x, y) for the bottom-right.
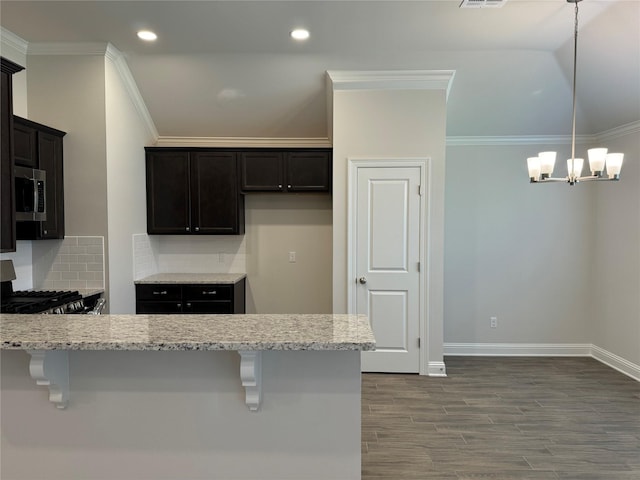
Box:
(136, 284), (182, 301)
(183, 285), (232, 301)
(183, 301), (233, 314)
(136, 301), (183, 314)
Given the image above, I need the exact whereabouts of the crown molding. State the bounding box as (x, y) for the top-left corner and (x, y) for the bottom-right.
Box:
(446, 121), (640, 147)
(593, 120), (640, 143)
(446, 134), (589, 147)
(0, 28), (28, 55)
(27, 42), (109, 56)
(327, 70), (456, 100)
(154, 137), (332, 148)
(105, 43), (158, 140)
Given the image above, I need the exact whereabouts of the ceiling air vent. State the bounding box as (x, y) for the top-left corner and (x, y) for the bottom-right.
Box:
(459, 0), (506, 8)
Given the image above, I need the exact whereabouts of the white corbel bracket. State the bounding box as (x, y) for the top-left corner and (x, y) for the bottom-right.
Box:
(27, 350), (69, 409)
(238, 351), (262, 411)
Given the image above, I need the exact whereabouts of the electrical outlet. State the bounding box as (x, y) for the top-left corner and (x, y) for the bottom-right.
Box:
(288, 251), (296, 263)
(490, 316), (498, 328)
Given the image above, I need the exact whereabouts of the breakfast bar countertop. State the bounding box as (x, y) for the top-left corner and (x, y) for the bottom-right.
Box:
(0, 313), (375, 352)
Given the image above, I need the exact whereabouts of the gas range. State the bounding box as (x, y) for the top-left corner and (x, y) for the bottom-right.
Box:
(1, 289), (85, 314)
(0, 259), (102, 315)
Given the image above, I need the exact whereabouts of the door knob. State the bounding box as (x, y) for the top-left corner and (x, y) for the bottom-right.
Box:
(358, 276), (367, 284)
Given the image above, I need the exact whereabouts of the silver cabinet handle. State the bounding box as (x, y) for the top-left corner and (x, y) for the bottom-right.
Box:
(177, 303), (182, 308)
(202, 290), (217, 295)
(185, 227), (190, 232)
(186, 302), (191, 308)
(195, 227), (200, 232)
(288, 184), (292, 189)
(153, 290), (168, 295)
(358, 276), (367, 284)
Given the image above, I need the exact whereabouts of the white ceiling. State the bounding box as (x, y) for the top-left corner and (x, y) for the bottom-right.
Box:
(1, 0), (638, 138)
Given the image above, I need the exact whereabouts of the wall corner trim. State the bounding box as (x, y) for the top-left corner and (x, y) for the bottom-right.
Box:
(447, 120), (640, 146)
(427, 361), (447, 377)
(1, 27), (28, 55)
(326, 70), (456, 100)
(591, 344), (640, 382)
(154, 136), (332, 148)
(105, 43), (159, 141)
(27, 42), (110, 56)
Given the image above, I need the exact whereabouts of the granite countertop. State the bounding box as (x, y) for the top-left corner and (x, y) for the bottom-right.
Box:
(77, 288), (104, 298)
(135, 273), (246, 284)
(0, 314), (375, 352)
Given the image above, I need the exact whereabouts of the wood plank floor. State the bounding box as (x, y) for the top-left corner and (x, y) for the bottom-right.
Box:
(362, 357), (640, 480)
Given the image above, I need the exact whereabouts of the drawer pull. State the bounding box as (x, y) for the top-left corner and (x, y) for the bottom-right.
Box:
(186, 302), (191, 308)
(153, 290), (168, 295)
(202, 290), (217, 295)
(177, 303), (182, 308)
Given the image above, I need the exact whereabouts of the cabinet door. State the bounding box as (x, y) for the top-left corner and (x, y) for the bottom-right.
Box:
(13, 120), (37, 168)
(191, 152), (243, 234)
(286, 151), (332, 192)
(183, 301), (233, 314)
(146, 151), (191, 234)
(37, 132), (65, 239)
(136, 301), (184, 314)
(1, 62), (22, 253)
(239, 152), (284, 192)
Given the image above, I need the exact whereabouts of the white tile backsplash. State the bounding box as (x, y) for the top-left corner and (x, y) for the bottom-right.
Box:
(40, 236), (105, 291)
(133, 234), (158, 280)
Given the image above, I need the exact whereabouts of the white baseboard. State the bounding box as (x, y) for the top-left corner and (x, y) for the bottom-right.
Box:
(591, 345), (640, 382)
(442, 342), (640, 382)
(444, 343), (592, 357)
(427, 361), (447, 377)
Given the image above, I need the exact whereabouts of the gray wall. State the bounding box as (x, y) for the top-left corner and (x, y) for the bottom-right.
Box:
(444, 135), (639, 367)
(592, 133), (640, 365)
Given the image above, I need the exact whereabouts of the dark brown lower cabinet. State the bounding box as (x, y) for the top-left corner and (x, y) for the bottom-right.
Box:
(135, 279), (246, 314)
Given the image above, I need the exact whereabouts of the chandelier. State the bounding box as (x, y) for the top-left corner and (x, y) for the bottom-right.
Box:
(527, 0), (623, 185)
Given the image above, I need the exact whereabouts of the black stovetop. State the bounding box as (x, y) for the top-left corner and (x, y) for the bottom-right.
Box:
(1, 282), (83, 314)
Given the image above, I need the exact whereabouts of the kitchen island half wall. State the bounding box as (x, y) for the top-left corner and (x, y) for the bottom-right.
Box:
(1, 313), (374, 480)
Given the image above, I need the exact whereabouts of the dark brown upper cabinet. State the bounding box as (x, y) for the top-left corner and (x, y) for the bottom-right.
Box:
(14, 116), (66, 240)
(1, 57), (24, 253)
(145, 148), (244, 235)
(240, 149), (332, 193)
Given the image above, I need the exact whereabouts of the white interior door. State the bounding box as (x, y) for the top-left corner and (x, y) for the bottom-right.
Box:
(355, 165), (422, 373)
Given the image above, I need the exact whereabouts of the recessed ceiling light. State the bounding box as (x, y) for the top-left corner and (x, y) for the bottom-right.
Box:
(290, 29), (310, 41)
(137, 30), (157, 41)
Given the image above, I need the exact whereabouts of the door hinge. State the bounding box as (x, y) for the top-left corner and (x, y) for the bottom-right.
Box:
(418, 337), (421, 348)
(417, 261), (421, 272)
(418, 185), (423, 196)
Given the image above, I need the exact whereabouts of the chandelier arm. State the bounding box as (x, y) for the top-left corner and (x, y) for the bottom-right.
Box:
(536, 177), (570, 183)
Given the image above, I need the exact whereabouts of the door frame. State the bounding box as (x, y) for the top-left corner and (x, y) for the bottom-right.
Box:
(347, 157), (429, 375)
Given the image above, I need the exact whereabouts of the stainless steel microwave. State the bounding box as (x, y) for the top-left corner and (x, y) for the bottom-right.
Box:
(14, 165), (46, 221)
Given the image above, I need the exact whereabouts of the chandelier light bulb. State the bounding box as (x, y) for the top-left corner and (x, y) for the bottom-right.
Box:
(567, 158), (584, 179)
(527, 157), (541, 181)
(538, 151), (556, 178)
(606, 153), (624, 178)
(588, 148), (607, 175)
